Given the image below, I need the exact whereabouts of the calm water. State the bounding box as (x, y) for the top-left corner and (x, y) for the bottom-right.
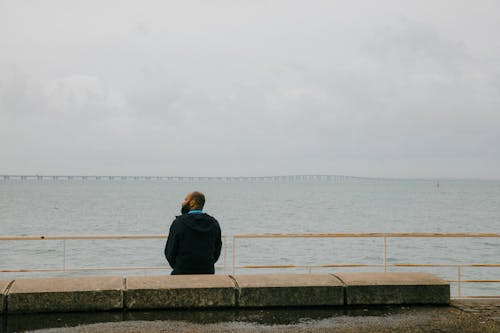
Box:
(1, 179), (499, 296)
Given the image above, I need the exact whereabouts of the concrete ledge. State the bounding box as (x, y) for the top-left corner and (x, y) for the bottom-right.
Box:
(234, 274), (344, 307)
(335, 272), (450, 305)
(7, 276), (123, 313)
(1, 280), (13, 313)
(125, 275), (236, 309)
(1, 273), (451, 313)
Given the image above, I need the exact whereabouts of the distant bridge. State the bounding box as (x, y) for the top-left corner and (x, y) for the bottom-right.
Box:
(0, 174), (371, 181)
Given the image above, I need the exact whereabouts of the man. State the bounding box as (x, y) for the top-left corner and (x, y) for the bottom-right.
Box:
(164, 191), (222, 275)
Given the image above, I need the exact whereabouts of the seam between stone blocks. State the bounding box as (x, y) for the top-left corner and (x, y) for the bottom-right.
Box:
(330, 274), (348, 306)
(121, 277), (127, 310)
(228, 275), (240, 307)
(2, 280), (15, 313)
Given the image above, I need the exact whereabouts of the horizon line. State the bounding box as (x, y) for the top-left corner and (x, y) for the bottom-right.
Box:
(0, 174), (498, 181)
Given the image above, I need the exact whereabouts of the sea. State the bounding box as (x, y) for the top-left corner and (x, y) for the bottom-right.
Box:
(0, 178), (499, 297)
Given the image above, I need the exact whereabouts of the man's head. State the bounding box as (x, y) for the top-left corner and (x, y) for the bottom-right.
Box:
(181, 191), (205, 214)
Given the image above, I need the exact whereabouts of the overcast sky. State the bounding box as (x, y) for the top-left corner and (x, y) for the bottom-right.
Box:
(1, 0), (499, 178)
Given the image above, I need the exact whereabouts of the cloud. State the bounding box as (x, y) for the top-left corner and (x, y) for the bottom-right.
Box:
(1, 1), (499, 177)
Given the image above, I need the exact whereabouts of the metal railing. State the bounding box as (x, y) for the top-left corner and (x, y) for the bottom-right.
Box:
(0, 234), (227, 274)
(232, 233), (500, 299)
(1, 233), (499, 298)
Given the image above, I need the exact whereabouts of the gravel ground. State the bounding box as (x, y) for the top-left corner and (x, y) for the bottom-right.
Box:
(452, 299), (500, 323)
(8, 303), (498, 333)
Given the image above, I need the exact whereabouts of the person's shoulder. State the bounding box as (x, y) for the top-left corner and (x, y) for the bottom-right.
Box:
(203, 213), (220, 226)
(200, 212), (215, 219)
(171, 215), (189, 227)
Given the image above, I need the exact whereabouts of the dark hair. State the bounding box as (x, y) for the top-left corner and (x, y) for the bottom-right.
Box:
(190, 191), (205, 209)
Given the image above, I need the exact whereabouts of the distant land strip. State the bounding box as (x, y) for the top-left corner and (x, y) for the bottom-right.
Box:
(0, 174), (374, 181)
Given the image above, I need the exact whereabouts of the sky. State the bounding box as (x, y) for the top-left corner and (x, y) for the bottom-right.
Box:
(1, 0), (499, 178)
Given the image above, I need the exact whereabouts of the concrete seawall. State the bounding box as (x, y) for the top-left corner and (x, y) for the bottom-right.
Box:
(0, 272), (449, 314)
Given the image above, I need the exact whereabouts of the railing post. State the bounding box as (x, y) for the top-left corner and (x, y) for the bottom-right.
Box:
(458, 266), (462, 298)
(223, 236), (227, 274)
(63, 239), (67, 272)
(232, 237), (236, 275)
(383, 237), (387, 272)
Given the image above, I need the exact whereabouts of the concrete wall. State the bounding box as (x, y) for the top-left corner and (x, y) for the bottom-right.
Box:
(1, 272), (449, 314)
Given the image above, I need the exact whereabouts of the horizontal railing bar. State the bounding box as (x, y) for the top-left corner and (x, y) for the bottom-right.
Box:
(0, 235), (165, 241)
(0, 267), (168, 272)
(0, 268), (68, 273)
(447, 280), (500, 283)
(8, 263), (497, 272)
(0, 265), (225, 273)
(233, 233), (500, 238)
(2, 233), (500, 241)
(239, 264), (384, 269)
(393, 264), (500, 267)
(3, 270), (498, 283)
(316, 264), (383, 268)
(0, 235), (228, 241)
(240, 265), (298, 269)
(462, 280), (500, 283)
(237, 264), (500, 269)
(456, 296), (500, 299)
(6, 265), (496, 273)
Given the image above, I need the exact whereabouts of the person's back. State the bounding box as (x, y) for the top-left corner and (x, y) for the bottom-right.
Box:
(164, 191), (222, 275)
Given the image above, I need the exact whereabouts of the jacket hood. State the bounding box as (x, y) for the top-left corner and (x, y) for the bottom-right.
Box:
(177, 213), (218, 232)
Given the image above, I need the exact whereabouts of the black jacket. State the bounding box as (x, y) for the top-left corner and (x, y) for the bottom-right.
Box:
(164, 212), (222, 275)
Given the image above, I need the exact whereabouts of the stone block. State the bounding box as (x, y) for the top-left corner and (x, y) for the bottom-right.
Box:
(234, 274), (344, 307)
(8, 276), (123, 313)
(125, 275), (236, 309)
(335, 272), (450, 305)
(1, 280), (13, 314)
